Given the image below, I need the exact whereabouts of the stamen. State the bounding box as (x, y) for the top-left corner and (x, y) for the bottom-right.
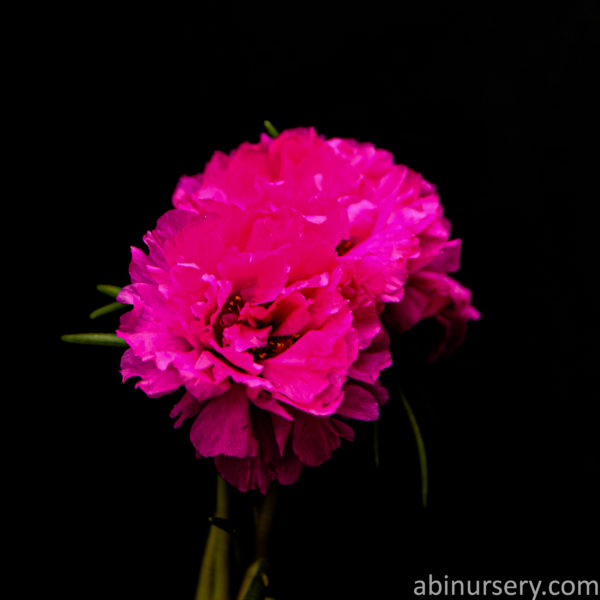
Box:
(217, 294), (244, 330)
(336, 239), (353, 255)
(250, 333), (301, 361)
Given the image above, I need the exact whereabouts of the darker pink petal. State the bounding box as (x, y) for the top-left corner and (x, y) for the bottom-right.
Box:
(337, 384), (380, 421)
(190, 386), (258, 458)
(291, 412), (351, 467)
(384, 270), (480, 361)
(170, 391), (204, 428)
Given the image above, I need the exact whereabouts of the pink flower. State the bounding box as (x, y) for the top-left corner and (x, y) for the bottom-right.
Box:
(117, 201), (389, 492)
(173, 128), (471, 304)
(173, 128), (422, 303)
(117, 126), (478, 492)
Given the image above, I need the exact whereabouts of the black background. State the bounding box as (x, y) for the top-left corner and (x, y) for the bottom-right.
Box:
(27, 2), (600, 598)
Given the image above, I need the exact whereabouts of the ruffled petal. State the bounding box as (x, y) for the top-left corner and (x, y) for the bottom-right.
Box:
(291, 412), (352, 467)
(190, 386), (258, 458)
(337, 383), (380, 421)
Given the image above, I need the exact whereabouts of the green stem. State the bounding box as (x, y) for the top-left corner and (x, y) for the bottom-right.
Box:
(235, 559), (269, 600)
(196, 475), (231, 600)
(234, 485), (278, 600)
(196, 526), (218, 600)
(214, 476), (230, 600)
(254, 483), (278, 560)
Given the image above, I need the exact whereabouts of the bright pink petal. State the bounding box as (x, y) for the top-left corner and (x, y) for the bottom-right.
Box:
(120, 349), (183, 398)
(222, 323), (272, 353)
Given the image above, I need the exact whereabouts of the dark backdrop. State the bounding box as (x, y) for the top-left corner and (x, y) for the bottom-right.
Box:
(33, 3), (599, 599)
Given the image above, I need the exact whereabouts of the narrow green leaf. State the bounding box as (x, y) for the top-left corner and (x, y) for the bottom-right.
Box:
(400, 391), (429, 508)
(263, 120), (279, 138)
(89, 302), (125, 320)
(61, 333), (127, 347)
(96, 284), (122, 299)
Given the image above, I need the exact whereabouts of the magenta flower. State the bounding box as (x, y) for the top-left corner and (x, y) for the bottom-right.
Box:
(117, 127), (478, 492)
(117, 201), (389, 492)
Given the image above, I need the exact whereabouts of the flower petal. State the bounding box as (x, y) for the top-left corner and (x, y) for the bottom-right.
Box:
(190, 386), (258, 458)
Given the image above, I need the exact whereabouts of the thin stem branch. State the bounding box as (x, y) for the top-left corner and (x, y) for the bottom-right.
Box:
(400, 391), (428, 508)
(213, 476), (230, 599)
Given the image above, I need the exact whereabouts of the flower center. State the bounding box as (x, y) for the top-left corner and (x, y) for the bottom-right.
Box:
(249, 333), (301, 361)
(216, 294), (302, 361)
(336, 238), (353, 255)
(218, 294), (244, 328)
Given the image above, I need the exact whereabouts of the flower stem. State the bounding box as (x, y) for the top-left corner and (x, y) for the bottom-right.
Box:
(196, 475), (231, 600)
(254, 483), (278, 560)
(235, 559), (269, 600)
(214, 476), (231, 599)
(233, 485), (279, 600)
(196, 525), (218, 600)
